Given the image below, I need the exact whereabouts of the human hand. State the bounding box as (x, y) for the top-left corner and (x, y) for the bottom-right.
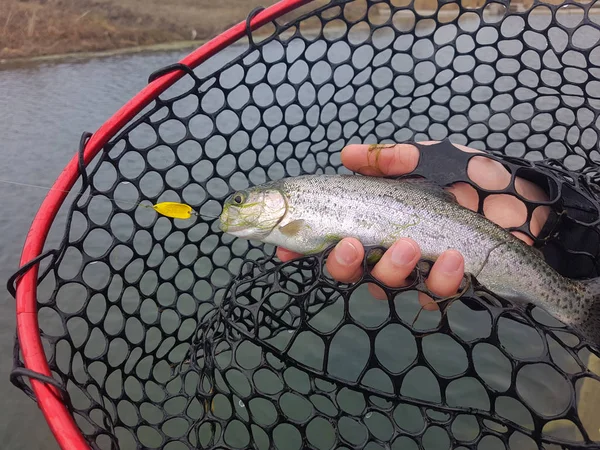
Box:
(276, 141), (550, 309)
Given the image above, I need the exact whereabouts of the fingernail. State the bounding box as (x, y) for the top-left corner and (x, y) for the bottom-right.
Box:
(437, 250), (463, 273)
(335, 240), (359, 266)
(391, 239), (418, 266)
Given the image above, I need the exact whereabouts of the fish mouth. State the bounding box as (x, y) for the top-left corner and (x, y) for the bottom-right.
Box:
(218, 205), (248, 234)
(220, 221), (246, 234)
(218, 207), (230, 232)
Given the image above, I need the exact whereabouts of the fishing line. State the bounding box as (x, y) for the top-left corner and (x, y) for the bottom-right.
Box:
(0, 177), (221, 221)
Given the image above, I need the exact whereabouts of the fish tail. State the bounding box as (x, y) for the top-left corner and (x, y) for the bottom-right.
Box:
(575, 278), (600, 349)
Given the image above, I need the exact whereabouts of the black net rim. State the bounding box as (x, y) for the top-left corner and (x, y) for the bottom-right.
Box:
(11, 1), (309, 448)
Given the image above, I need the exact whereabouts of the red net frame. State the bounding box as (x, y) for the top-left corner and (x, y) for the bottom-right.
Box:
(12, 0), (600, 448)
(14, 2), (310, 448)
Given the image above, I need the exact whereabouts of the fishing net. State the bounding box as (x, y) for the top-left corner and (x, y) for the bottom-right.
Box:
(8, 0), (600, 449)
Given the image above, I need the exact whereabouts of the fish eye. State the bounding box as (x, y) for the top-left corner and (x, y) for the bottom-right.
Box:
(232, 192), (246, 205)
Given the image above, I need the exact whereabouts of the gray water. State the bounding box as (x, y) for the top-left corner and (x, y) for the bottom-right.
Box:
(0, 51), (203, 450)
(1, 14), (599, 448)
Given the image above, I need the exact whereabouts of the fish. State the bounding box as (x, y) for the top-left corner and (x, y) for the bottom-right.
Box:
(219, 174), (600, 347)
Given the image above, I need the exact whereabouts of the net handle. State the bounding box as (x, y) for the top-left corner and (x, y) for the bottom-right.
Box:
(14, 1), (313, 449)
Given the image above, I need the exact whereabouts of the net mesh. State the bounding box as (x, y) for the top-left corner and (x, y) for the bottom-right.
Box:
(9, 0), (600, 449)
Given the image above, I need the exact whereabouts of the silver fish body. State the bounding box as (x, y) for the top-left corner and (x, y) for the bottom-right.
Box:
(219, 174), (600, 346)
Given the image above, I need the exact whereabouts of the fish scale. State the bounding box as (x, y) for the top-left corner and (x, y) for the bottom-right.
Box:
(220, 174), (600, 347)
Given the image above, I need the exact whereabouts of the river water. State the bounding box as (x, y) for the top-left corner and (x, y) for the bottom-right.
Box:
(0, 50), (203, 450)
(1, 13), (599, 449)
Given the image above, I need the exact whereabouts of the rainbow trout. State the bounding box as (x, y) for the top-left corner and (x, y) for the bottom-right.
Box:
(219, 174), (600, 346)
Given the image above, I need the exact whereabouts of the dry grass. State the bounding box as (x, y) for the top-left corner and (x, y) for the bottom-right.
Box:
(0, 0), (533, 60)
(0, 0), (281, 59)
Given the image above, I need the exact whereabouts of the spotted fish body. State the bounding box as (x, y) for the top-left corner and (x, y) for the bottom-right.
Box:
(219, 174), (600, 346)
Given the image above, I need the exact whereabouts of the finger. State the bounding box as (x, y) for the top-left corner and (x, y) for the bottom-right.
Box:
(483, 194), (527, 229)
(482, 194), (548, 246)
(425, 250), (465, 298)
(325, 238), (364, 283)
(467, 155), (511, 190)
(447, 182), (479, 211)
(276, 247), (303, 262)
(341, 143), (421, 176)
(515, 176), (551, 236)
(368, 239), (421, 300)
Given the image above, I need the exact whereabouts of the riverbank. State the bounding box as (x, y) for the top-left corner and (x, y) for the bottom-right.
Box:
(2, 0), (484, 63)
(0, 0), (280, 61)
(0, 40), (202, 69)
(2, 0), (592, 66)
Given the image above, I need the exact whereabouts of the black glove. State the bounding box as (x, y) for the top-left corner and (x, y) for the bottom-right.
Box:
(402, 139), (600, 280)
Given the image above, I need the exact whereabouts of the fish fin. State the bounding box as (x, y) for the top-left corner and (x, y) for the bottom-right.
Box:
(400, 177), (459, 204)
(279, 219), (306, 237)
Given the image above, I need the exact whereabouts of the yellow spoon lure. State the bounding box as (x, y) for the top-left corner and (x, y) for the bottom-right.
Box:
(152, 202), (196, 220)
